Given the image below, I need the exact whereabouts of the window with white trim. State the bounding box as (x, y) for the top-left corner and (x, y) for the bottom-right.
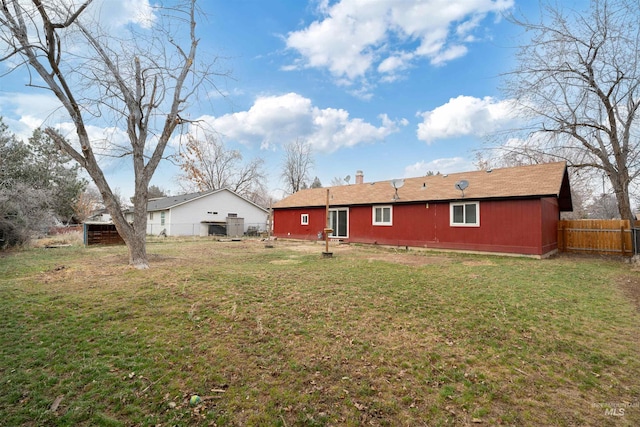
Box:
(301, 213), (309, 225)
(372, 205), (392, 226)
(450, 202), (479, 227)
(329, 208), (348, 238)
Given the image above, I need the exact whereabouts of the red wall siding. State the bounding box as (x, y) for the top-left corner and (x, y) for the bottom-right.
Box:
(273, 198), (560, 256)
(540, 197), (560, 254)
(273, 207), (327, 241)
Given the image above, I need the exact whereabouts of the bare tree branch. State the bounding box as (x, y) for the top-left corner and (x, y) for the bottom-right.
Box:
(496, 0), (640, 222)
(175, 133), (267, 205)
(0, 0), (224, 268)
(280, 138), (314, 194)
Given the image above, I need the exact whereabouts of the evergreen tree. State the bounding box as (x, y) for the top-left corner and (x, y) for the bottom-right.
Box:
(0, 119), (87, 248)
(26, 129), (87, 223)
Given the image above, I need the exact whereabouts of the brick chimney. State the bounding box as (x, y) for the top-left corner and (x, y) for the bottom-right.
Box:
(355, 170), (364, 184)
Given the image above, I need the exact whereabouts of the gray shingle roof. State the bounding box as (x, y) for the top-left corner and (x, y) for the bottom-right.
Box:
(147, 190), (218, 211)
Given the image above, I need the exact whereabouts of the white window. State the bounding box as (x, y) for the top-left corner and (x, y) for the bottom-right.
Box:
(301, 213), (309, 225)
(160, 212), (166, 226)
(149, 212), (154, 220)
(372, 205), (392, 226)
(450, 202), (479, 227)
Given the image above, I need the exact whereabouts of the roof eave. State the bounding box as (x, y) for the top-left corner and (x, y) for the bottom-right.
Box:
(273, 194), (568, 210)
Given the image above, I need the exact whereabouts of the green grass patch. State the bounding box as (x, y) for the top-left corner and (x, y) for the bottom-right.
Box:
(1, 240), (639, 426)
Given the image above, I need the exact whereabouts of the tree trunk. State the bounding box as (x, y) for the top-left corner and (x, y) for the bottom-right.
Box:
(609, 166), (635, 227)
(1, 0), (205, 269)
(109, 212), (149, 269)
(104, 193), (149, 269)
(127, 232), (148, 269)
(129, 182), (150, 269)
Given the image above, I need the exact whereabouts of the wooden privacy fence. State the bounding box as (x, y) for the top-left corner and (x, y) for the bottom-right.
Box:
(558, 219), (633, 256)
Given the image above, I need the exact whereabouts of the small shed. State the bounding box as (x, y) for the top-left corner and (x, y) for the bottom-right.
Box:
(83, 222), (125, 246)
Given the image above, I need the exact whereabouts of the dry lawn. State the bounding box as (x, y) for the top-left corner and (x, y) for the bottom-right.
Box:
(1, 238), (639, 426)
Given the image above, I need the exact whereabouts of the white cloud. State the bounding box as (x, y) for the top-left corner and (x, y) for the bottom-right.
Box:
(0, 93), (68, 140)
(404, 157), (473, 177)
(416, 95), (519, 143)
(0, 0), (158, 83)
(285, 0), (514, 83)
(0, 91), (150, 173)
(89, 0), (156, 29)
(0, 93), (63, 120)
(429, 45), (468, 66)
(378, 52), (414, 75)
(192, 93), (407, 153)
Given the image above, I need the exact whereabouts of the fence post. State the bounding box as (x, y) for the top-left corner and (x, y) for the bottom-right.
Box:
(621, 224), (626, 255)
(557, 222), (565, 252)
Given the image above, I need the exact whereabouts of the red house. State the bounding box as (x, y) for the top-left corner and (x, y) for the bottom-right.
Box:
(272, 162), (573, 257)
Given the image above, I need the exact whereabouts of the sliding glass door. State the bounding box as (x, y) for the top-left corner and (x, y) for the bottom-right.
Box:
(329, 208), (348, 238)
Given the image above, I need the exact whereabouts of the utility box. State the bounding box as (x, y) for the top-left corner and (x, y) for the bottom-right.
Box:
(226, 217), (244, 237)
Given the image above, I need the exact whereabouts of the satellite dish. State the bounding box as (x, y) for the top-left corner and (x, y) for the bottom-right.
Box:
(345, 175), (351, 184)
(455, 180), (469, 197)
(455, 180), (469, 191)
(390, 179), (404, 200)
(389, 179), (405, 189)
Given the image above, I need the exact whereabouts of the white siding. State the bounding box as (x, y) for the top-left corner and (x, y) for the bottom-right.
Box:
(161, 190), (267, 236)
(143, 209), (170, 235)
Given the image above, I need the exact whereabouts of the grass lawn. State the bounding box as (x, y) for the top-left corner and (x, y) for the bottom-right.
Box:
(1, 238), (639, 426)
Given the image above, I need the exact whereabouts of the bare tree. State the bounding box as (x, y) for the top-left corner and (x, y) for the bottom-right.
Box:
(72, 185), (103, 224)
(0, 183), (54, 247)
(280, 138), (314, 194)
(0, 0), (221, 268)
(588, 193), (620, 219)
(473, 152), (491, 171)
(479, 148), (594, 220)
(330, 176), (347, 186)
(502, 0), (640, 223)
(561, 168), (597, 220)
(176, 133), (267, 202)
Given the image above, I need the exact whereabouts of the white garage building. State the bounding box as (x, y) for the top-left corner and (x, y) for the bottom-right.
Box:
(126, 189), (269, 237)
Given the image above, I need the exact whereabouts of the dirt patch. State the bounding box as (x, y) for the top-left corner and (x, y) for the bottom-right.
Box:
(462, 260), (496, 267)
(275, 239), (451, 266)
(618, 274), (640, 312)
(283, 241), (354, 254)
(269, 259), (302, 265)
(365, 254), (450, 267)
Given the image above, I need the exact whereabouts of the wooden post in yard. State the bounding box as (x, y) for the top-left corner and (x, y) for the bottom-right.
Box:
(557, 222), (564, 253)
(265, 200), (274, 248)
(323, 188), (333, 257)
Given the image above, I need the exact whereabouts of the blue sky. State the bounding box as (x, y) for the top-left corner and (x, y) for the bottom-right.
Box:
(0, 0), (587, 200)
